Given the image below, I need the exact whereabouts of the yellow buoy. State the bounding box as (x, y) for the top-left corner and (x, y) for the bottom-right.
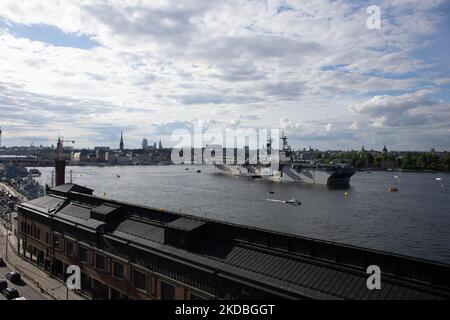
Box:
(344, 192), (349, 198)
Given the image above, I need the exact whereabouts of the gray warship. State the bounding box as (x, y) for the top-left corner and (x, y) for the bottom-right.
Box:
(215, 134), (355, 186)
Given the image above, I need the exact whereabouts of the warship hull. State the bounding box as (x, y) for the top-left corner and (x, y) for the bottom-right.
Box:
(215, 163), (355, 186)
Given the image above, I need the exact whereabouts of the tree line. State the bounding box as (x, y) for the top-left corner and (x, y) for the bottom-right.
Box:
(312, 151), (450, 171)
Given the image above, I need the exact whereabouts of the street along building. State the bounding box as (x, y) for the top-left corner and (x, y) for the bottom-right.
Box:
(16, 183), (450, 300)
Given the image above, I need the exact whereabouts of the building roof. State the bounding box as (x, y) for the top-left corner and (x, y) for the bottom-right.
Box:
(167, 217), (206, 231)
(92, 204), (119, 215)
(57, 203), (104, 230)
(22, 195), (66, 213)
(50, 184), (93, 195)
(113, 219), (165, 244)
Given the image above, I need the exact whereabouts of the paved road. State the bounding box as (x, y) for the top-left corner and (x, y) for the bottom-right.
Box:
(0, 182), (20, 200)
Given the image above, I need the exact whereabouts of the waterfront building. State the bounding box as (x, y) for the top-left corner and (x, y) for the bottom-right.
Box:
(15, 183), (450, 300)
(96, 149), (108, 162)
(72, 150), (90, 162)
(117, 154), (130, 165)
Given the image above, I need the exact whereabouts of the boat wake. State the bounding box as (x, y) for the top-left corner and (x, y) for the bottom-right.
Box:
(265, 198), (302, 205)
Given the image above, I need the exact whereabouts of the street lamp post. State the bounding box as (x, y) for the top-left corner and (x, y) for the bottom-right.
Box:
(4, 208), (10, 261)
(5, 230), (8, 261)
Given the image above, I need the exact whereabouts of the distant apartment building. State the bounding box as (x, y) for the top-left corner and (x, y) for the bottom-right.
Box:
(88, 153), (97, 162)
(39, 148), (56, 161)
(72, 150), (90, 162)
(142, 139), (149, 150)
(116, 154), (130, 165)
(96, 149), (109, 162)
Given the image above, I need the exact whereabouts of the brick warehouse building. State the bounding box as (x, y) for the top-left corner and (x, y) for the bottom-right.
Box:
(16, 184), (450, 300)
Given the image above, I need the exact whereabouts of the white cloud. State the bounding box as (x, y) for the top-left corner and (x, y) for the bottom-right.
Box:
(349, 92), (450, 128)
(0, 0), (448, 149)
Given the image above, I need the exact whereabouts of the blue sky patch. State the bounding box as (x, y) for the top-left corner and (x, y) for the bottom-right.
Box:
(277, 3), (294, 14)
(1, 19), (99, 50)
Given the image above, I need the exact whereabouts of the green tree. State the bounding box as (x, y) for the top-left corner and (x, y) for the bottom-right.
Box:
(443, 156), (450, 171)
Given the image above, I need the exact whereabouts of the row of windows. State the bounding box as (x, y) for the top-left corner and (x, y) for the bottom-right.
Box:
(54, 234), (205, 298)
(21, 229), (204, 300)
(51, 235), (125, 281)
(79, 271), (175, 300)
(21, 221), (45, 241)
(23, 227), (203, 299)
(94, 253), (126, 280)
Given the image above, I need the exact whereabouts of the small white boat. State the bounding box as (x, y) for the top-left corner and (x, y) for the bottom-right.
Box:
(286, 199), (302, 206)
(265, 198), (302, 206)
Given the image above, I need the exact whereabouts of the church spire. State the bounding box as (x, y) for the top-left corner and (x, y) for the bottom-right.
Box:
(120, 130), (124, 151)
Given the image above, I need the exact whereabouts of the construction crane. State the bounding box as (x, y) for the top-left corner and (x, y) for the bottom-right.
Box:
(0, 126), (2, 148)
(56, 137), (76, 160)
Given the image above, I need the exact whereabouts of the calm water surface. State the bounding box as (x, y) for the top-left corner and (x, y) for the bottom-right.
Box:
(36, 166), (450, 264)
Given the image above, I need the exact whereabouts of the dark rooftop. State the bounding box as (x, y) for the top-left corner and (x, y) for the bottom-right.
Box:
(113, 219), (165, 244)
(23, 195), (66, 213)
(167, 217), (206, 231)
(92, 203), (120, 216)
(50, 184), (93, 195)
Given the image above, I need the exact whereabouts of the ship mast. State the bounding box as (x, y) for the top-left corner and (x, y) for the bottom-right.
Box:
(280, 131), (293, 162)
(281, 131), (289, 151)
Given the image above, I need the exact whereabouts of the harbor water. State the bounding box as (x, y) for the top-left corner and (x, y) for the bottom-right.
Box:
(35, 165), (450, 264)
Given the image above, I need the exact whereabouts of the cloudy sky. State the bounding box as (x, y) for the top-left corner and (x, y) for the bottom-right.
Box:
(0, 0), (449, 151)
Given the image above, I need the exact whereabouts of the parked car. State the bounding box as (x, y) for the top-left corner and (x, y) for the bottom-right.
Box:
(13, 297), (27, 300)
(6, 271), (21, 284)
(0, 257), (5, 267)
(0, 279), (7, 291)
(2, 287), (20, 300)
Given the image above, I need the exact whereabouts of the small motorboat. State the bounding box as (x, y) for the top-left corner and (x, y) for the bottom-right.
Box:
(388, 186), (399, 192)
(196, 170), (202, 173)
(265, 198), (301, 206)
(285, 199), (302, 205)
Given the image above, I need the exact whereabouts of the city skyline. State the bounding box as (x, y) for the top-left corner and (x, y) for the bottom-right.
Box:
(0, 1), (449, 151)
